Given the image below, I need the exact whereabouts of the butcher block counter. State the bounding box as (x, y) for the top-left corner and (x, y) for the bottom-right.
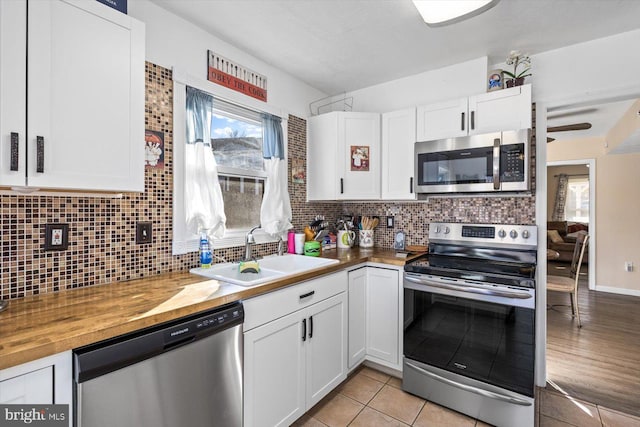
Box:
(0, 248), (424, 370)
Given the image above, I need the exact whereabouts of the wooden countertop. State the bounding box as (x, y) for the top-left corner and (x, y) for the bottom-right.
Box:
(0, 248), (424, 370)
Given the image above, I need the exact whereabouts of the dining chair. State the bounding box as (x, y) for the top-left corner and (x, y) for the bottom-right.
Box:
(547, 231), (589, 328)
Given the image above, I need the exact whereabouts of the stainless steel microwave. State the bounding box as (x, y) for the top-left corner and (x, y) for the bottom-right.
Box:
(414, 129), (531, 195)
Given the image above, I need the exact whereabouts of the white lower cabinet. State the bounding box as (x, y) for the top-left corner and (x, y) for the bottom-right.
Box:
(243, 271), (347, 427)
(366, 267), (400, 366)
(0, 351), (72, 424)
(347, 267), (367, 369)
(348, 265), (402, 371)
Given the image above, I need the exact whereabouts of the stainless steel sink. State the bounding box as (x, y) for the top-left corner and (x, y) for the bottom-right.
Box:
(190, 254), (339, 287)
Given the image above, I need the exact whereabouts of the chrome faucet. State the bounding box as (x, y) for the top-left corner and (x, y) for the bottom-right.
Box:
(244, 225), (261, 261)
(277, 236), (285, 256)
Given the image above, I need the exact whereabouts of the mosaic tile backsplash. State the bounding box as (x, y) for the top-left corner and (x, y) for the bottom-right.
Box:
(0, 63), (535, 300)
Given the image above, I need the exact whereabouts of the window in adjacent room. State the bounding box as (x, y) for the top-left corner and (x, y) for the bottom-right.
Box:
(564, 176), (589, 223)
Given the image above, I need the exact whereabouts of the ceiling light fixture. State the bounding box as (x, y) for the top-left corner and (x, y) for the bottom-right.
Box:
(412, 0), (500, 27)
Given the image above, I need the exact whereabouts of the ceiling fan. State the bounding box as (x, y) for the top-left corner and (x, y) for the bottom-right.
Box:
(546, 122), (592, 143)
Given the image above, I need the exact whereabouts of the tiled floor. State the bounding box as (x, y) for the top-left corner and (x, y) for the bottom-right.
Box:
(293, 366), (640, 427)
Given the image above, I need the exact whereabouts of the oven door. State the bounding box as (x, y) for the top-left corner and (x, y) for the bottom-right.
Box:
(403, 273), (535, 397)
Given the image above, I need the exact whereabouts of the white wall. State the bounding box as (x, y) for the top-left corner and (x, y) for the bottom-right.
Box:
(492, 29), (640, 107)
(346, 57), (488, 113)
(128, 0), (327, 118)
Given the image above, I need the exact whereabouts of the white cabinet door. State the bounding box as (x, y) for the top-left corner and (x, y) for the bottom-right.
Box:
(0, 367), (53, 404)
(306, 293), (347, 408)
(366, 267), (400, 366)
(381, 108), (416, 200)
(416, 98), (467, 142)
(244, 309), (306, 427)
(347, 267), (367, 369)
(307, 113), (339, 200)
(0, 0), (27, 186)
(338, 112), (380, 199)
(468, 85), (532, 135)
(27, 0), (145, 191)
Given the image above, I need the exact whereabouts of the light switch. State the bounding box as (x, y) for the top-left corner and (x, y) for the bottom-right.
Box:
(136, 222), (153, 244)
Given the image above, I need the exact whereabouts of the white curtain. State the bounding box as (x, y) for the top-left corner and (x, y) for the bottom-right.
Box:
(260, 114), (292, 237)
(185, 86), (226, 239)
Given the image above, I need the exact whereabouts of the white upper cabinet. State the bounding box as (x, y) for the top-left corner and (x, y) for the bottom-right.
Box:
(0, 0), (27, 187)
(381, 108), (416, 200)
(416, 98), (468, 142)
(0, 0), (145, 192)
(308, 112), (380, 201)
(468, 84), (532, 135)
(417, 85), (532, 142)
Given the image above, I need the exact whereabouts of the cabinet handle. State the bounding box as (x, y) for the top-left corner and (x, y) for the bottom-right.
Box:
(302, 318), (307, 342)
(10, 132), (19, 171)
(461, 112), (465, 131)
(340, 178), (344, 194)
(410, 177), (414, 194)
(299, 290), (315, 300)
(36, 136), (45, 173)
(471, 111), (475, 130)
(309, 316), (313, 339)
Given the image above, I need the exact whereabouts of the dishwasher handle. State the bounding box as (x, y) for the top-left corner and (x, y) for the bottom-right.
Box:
(74, 302), (244, 383)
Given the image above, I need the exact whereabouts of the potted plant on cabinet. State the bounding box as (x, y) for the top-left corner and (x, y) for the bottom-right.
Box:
(504, 50), (531, 87)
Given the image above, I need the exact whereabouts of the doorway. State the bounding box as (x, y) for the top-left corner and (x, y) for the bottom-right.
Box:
(546, 159), (595, 290)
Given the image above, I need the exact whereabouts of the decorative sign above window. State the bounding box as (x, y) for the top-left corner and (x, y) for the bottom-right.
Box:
(207, 51), (268, 102)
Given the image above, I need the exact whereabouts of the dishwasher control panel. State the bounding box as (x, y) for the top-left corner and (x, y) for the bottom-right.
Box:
(164, 303), (244, 345)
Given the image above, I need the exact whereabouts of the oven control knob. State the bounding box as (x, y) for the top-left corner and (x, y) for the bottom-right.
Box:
(522, 230), (530, 239)
(510, 229), (518, 239)
(498, 229), (506, 238)
(443, 226), (450, 234)
(433, 225), (441, 234)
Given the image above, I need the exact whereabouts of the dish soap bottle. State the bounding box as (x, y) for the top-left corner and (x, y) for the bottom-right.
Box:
(199, 233), (212, 268)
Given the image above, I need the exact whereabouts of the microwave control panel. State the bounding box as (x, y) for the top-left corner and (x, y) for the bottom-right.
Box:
(500, 143), (525, 182)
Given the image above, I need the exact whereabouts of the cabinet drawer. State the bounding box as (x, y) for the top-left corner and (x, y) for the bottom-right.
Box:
(244, 270), (347, 331)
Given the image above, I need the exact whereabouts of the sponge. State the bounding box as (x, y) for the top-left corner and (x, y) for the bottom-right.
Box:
(239, 260), (260, 274)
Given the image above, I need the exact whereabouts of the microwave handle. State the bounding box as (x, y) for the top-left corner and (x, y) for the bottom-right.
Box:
(493, 138), (500, 190)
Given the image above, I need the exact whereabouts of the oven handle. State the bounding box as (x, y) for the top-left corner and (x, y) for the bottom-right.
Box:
(404, 275), (532, 299)
(405, 361), (532, 406)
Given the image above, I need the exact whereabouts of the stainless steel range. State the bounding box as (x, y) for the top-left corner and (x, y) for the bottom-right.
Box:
(402, 222), (537, 427)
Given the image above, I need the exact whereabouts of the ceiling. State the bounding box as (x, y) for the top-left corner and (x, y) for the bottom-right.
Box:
(149, 0), (640, 95)
(149, 0), (640, 146)
(547, 99), (637, 142)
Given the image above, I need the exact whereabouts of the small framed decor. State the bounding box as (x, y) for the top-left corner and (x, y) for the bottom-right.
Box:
(487, 69), (504, 92)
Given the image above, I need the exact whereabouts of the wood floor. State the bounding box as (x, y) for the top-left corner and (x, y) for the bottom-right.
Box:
(546, 263), (640, 417)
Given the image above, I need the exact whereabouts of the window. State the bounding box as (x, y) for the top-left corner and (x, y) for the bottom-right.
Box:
(565, 176), (589, 222)
(172, 79), (288, 255)
(210, 100), (265, 232)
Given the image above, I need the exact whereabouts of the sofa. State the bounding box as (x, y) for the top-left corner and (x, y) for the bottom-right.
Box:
(547, 221), (589, 263)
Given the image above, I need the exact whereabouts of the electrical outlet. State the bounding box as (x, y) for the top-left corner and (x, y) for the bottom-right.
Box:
(44, 223), (69, 251)
(625, 261), (634, 272)
(386, 216), (394, 228)
(136, 222), (153, 244)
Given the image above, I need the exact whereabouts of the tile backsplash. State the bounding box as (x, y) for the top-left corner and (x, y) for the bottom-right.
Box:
(0, 62), (535, 300)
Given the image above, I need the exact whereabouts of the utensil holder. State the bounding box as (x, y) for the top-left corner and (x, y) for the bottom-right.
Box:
(359, 230), (374, 248)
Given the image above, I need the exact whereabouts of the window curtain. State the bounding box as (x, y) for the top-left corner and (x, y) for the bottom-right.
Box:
(260, 113), (292, 237)
(552, 173), (569, 221)
(185, 86), (226, 239)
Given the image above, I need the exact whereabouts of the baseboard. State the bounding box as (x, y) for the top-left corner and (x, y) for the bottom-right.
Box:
(595, 285), (640, 297)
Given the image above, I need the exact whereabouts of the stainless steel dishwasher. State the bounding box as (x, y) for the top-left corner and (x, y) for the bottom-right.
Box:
(73, 302), (244, 427)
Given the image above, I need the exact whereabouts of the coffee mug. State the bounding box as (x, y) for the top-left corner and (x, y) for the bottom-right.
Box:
(359, 230), (374, 248)
(337, 230), (355, 249)
(294, 233), (306, 254)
